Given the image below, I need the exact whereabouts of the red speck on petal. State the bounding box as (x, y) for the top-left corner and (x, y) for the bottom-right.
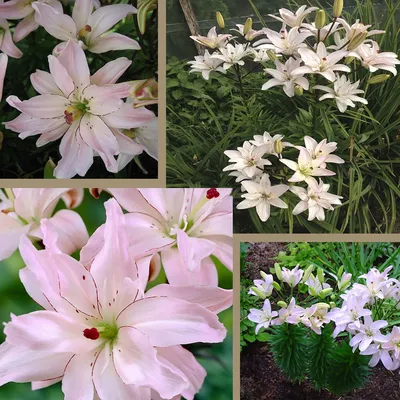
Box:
(82, 275), (86, 280)
(206, 188), (220, 199)
(83, 328), (100, 340)
(322, 57), (327, 61)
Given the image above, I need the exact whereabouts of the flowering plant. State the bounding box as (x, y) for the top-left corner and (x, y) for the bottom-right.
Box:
(0, 0), (158, 179)
(0, 188), (233, 399)
(246, 255), (400, 394)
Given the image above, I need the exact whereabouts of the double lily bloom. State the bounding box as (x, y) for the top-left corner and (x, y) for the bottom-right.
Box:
(5, 41), (153, 178)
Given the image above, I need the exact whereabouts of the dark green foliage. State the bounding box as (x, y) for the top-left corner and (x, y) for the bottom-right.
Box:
(326, 341), (372, 395)
(308, 324), (337, 390)
(267, 324), (309, 382)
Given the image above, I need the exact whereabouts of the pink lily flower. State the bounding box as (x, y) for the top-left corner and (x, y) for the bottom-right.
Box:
(0, 0), (62, 42)
(103, 188), (233, 286)
(0, 188), (87, 261)
(0, 199), (227, 399)
(5, 40), (153, 178)
(0, 53), (7, 102)
(0, 17), (23, 58)
(33, 0), (140, 54)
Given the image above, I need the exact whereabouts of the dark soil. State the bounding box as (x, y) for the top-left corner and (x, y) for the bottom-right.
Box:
(241, 243), (400, 400)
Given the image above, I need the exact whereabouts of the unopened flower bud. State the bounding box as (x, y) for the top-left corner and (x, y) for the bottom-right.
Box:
(216, 12), (225, 29)
(260, 271), (268, 280)
(277, 301), (288, 308)
(272, 281), (282, 292)
(274, 139), (284, 154)
(347, 32), (368, 51)
(329, 301), (336, 308)
(317, 268), (325, 284)
(344, 56), (355, 65)
(367, 74), (391, 84)
(333, 0), (343, 18)
(274, 263), (282, 280)
(316, 302), (330, 309)
(243, 18), (253, 36)
(267, 50), (277, 61)
(315, 9), (326, 29)
(294, 85), (304, 96)
(319, 288), (333, 298)
(330, 294), (336, 300)
(251, 286), (267, 299)
(337, 265), (344, 278)
(309, 286), (318, 297)
(301, 265), (314, 283)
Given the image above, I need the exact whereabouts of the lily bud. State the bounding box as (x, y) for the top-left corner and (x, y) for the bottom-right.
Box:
(316, 302), (330, 309)
(302, 265), (314, 283)
(333, 0), (343, 18)
(367, 74), (391, 84)
(272, 281), (282, 292)
(317, 268), (325, 284)
(329, 301), (336, 308)
(337, 265), (344, 278)
(243, 18), (253, 36)
(216, 12), (225, 29)
(294, 85), (304, 96)
(260, 271), (268, 280)
(330, 294), (337, 300)
(274, 263), (282, 280)
(277, 301), (288, 308)
(344, 56), (355, 65)
(267, 50), (277, 61)
(347, 32), (368, 51)
(251, 286), (267, 299)
(274, 139), (284, 154)
(309, 286), (318, 297)
(319, 288), (333, 298)
(315, 9), (326, 29)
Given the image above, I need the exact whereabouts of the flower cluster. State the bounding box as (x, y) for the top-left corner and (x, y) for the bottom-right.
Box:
(248, 262), (400, 371)
(0, 188), (233, 399)
(0, 0), (158, 178)
(188, 3), (399, 113)
(224, 134), (343, 222)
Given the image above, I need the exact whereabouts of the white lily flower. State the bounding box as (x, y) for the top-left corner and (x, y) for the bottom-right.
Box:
(280, 147), (336, 183)
(337, 19), (385, 43)
(249, 274), (274, 298)
(237, 174), (289, 222)
(268, 6), (318, 28)
(314, 75), (368, 112)
(188, 50), (226, 80)
(349, 315), (388, 352)
(248, 299), (278, 334)
(232, 24), (265, 41)
(263, 25), (313, 56)
(250, 131), (292, 157)
(348, 41), (400, 75)
(301, 305), (331, 334)
(382, 327), (400, 360)
(301, 21), (341, 40)
(293, 42), (350, 82)
(272, 297), (305, 325)
(251, 48), (274, 63)
(361, 343), (398, 370)
(305, 273), (331, 295)
(229, 169), (263, 184)
(263, 57), (310, 97)
(211, 43), (249, 70)
(281, 264), (303, 288)
(291, 178), (343, 221)
(223, 141), (271, 178)
(302, 136), (345, 165)
(338, 272), (352, 291)
(190, 26), (231, 49)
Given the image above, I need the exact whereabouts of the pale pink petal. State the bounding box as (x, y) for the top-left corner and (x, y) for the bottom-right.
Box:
(0, 53), (8, 103)
(208, 235), (233, 271)
(136, 254), (161, 292)
(177, 230), (216, 272)
(35, 123), (68, 146)
(62, 352), (95, 400)
(0, 212), (31, 261)
(0, 0), (33, 19)
(48, 55), (74, 97)
(6, 94), (68, 118)
(157, 346), (206, 400)
(32, 378), (62, 390)
(14, 14), (39, 42)
(45, 210), (89, 254)
(61, 189), (84, 209)
(57, 40), (90, 90)
(30, 69), (63, 95)
(1, 29), (23, 58)
(117, 296), (226, 347)
(113, 326), (187, 399)
(0, 342), (72, 386)
(79, 113), (119, 172)
(4, 311), (98, 353)
(112, 128), (144, 158)
(84, 84), (128, 115)
(146, 284), (232, 314)
(91, 57), (132, 85)
(101, 103), (155, 129)
(89, 33), (140, 53)
(72, 0), (94, 31)
(87, 4), (137, 39)
(191, 212), (232, 238)
(161, 247), (219, 286)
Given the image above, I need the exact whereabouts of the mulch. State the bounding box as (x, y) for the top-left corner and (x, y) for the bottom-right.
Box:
(240, 242), (400, 400)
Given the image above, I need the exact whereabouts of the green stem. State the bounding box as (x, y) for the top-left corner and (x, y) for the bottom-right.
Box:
(234, 64), (250, 115)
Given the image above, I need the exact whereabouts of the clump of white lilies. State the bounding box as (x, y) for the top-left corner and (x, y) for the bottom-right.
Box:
(223, 134), (344, 222)
(248, 263), (400, 371)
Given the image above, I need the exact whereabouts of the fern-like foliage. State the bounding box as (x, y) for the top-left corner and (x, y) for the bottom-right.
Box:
(326, 341), (371, 395)
(308, 324), (337, 390)
(267, 324), (309, 382)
